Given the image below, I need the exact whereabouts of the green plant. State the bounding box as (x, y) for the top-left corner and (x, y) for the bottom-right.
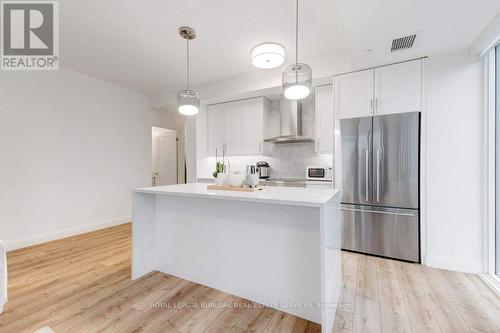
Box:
(212, 147), (226, 178)
(212, 161), (225, 178)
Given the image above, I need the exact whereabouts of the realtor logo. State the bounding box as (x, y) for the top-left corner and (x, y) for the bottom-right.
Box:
(1, 0), (59, 70)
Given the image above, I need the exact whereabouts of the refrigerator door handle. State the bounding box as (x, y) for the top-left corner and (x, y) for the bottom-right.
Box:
(376, 149), (381, 202)
(341, 207), (417, 217)
(365, 150), (369, 202)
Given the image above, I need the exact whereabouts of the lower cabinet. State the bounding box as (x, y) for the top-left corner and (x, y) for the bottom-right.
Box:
(207, 97), (271, 156)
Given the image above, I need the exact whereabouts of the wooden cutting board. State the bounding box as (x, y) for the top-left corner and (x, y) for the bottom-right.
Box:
(207, 184), (263, 192)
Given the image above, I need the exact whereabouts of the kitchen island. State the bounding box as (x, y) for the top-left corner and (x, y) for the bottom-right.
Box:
(132, 183), (341, 332)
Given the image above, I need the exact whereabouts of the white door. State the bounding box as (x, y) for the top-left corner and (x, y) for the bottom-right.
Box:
(315, 85), (334, 153)
(335, 69), (374, 119)
(156, 131), (178, 186)
(374, 59), (422, 115)
(207, 103), (227, 156)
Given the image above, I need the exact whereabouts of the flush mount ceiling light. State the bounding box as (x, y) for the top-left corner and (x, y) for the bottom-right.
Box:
(282, 0), (312, 100)
(177, 26), (199, 116)
(251, 42), (285, 69)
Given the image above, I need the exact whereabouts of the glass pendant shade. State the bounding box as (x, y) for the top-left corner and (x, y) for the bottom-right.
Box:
(177, 89), (199, 116)
(251, 43), (285, 69)
(282, 63), (312, 100)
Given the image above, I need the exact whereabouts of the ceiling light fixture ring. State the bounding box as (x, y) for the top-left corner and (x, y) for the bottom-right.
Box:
(179, 26), (196, 40)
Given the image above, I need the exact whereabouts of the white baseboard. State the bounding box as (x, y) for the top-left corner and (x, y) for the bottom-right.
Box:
(479, 274), (500, 296)
(4, 217), (130, 251)
(425, 253), (483, 274)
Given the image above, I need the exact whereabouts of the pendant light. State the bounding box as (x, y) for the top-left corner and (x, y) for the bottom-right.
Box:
(282, 0), (312, 100)
(177, 26), (199, 116)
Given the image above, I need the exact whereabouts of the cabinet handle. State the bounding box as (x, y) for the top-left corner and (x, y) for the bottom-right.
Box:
(375, 98), (378, 113)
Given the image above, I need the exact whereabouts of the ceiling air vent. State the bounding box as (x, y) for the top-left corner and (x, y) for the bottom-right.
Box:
(390, 34), (417, 52)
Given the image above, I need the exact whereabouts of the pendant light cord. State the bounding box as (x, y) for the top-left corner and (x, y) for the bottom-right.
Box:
(186, 37), (190, 90)
(295, 0), (299, 66)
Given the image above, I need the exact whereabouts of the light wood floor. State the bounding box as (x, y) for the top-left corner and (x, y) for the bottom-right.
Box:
(0, 224), (498, 333)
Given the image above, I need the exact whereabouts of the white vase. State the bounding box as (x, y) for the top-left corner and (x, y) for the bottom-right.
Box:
(215, 173), (226, 186)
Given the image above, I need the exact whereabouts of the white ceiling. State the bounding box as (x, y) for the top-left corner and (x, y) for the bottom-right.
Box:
(60, 0), (499, 96)
(338, 0), (500, 69)
(60, 0), (346, 95)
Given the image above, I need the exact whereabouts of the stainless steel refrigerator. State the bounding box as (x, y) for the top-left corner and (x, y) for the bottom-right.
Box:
(340, 112), (420, 262)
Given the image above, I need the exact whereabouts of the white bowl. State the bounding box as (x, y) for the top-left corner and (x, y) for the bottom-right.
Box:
(228, 174), (244, 187)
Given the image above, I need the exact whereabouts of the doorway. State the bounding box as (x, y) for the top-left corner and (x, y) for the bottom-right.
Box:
(152, 126), (178, 186)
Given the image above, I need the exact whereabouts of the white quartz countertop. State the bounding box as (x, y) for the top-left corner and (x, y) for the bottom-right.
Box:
(134, 183), (339, 207)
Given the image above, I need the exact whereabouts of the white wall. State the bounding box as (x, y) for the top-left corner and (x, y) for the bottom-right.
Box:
(424, 50), (486, 273)
(0, 68), (171, 250)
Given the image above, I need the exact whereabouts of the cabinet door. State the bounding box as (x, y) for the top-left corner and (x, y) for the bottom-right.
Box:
(241, 98), (264, 154)
(225, 101), (243, 155)
(334, 69), (374, 119)
(315, 85), (334, 154)
(374, 59), (422, 115)
(207, 103), (227, 156)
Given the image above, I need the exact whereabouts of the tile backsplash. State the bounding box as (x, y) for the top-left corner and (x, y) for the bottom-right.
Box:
(261, 143), (333, 179)
(200, 96), (333, 180)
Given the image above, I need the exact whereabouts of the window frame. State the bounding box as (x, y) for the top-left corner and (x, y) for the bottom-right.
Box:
(483, 46), (500, 294)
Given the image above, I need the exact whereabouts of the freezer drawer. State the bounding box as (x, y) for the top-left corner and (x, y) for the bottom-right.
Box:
(341, 204), (419, 262)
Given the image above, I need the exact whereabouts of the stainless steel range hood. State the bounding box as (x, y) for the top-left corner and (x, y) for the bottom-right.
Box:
(264, 96), (314, 144)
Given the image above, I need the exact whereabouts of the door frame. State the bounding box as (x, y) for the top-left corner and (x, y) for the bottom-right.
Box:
(152, 126), (179, 186)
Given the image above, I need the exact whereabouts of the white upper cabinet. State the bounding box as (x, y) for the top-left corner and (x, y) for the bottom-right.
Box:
(207, 103), (227, 157)
(241, 98), (264, 154)
(225, 100), (243, 155)
(334, 69), (374, 119)
(334, 59), (423, 119)
(314, 85), (334, 154)
(374, 59), (422, 115)
(207, 97), (270, 156)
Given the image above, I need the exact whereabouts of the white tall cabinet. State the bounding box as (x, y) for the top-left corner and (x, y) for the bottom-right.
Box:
(314, 85), (334, 154)
(207, 97), (271, 156)
(334, 58), (423, 119)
